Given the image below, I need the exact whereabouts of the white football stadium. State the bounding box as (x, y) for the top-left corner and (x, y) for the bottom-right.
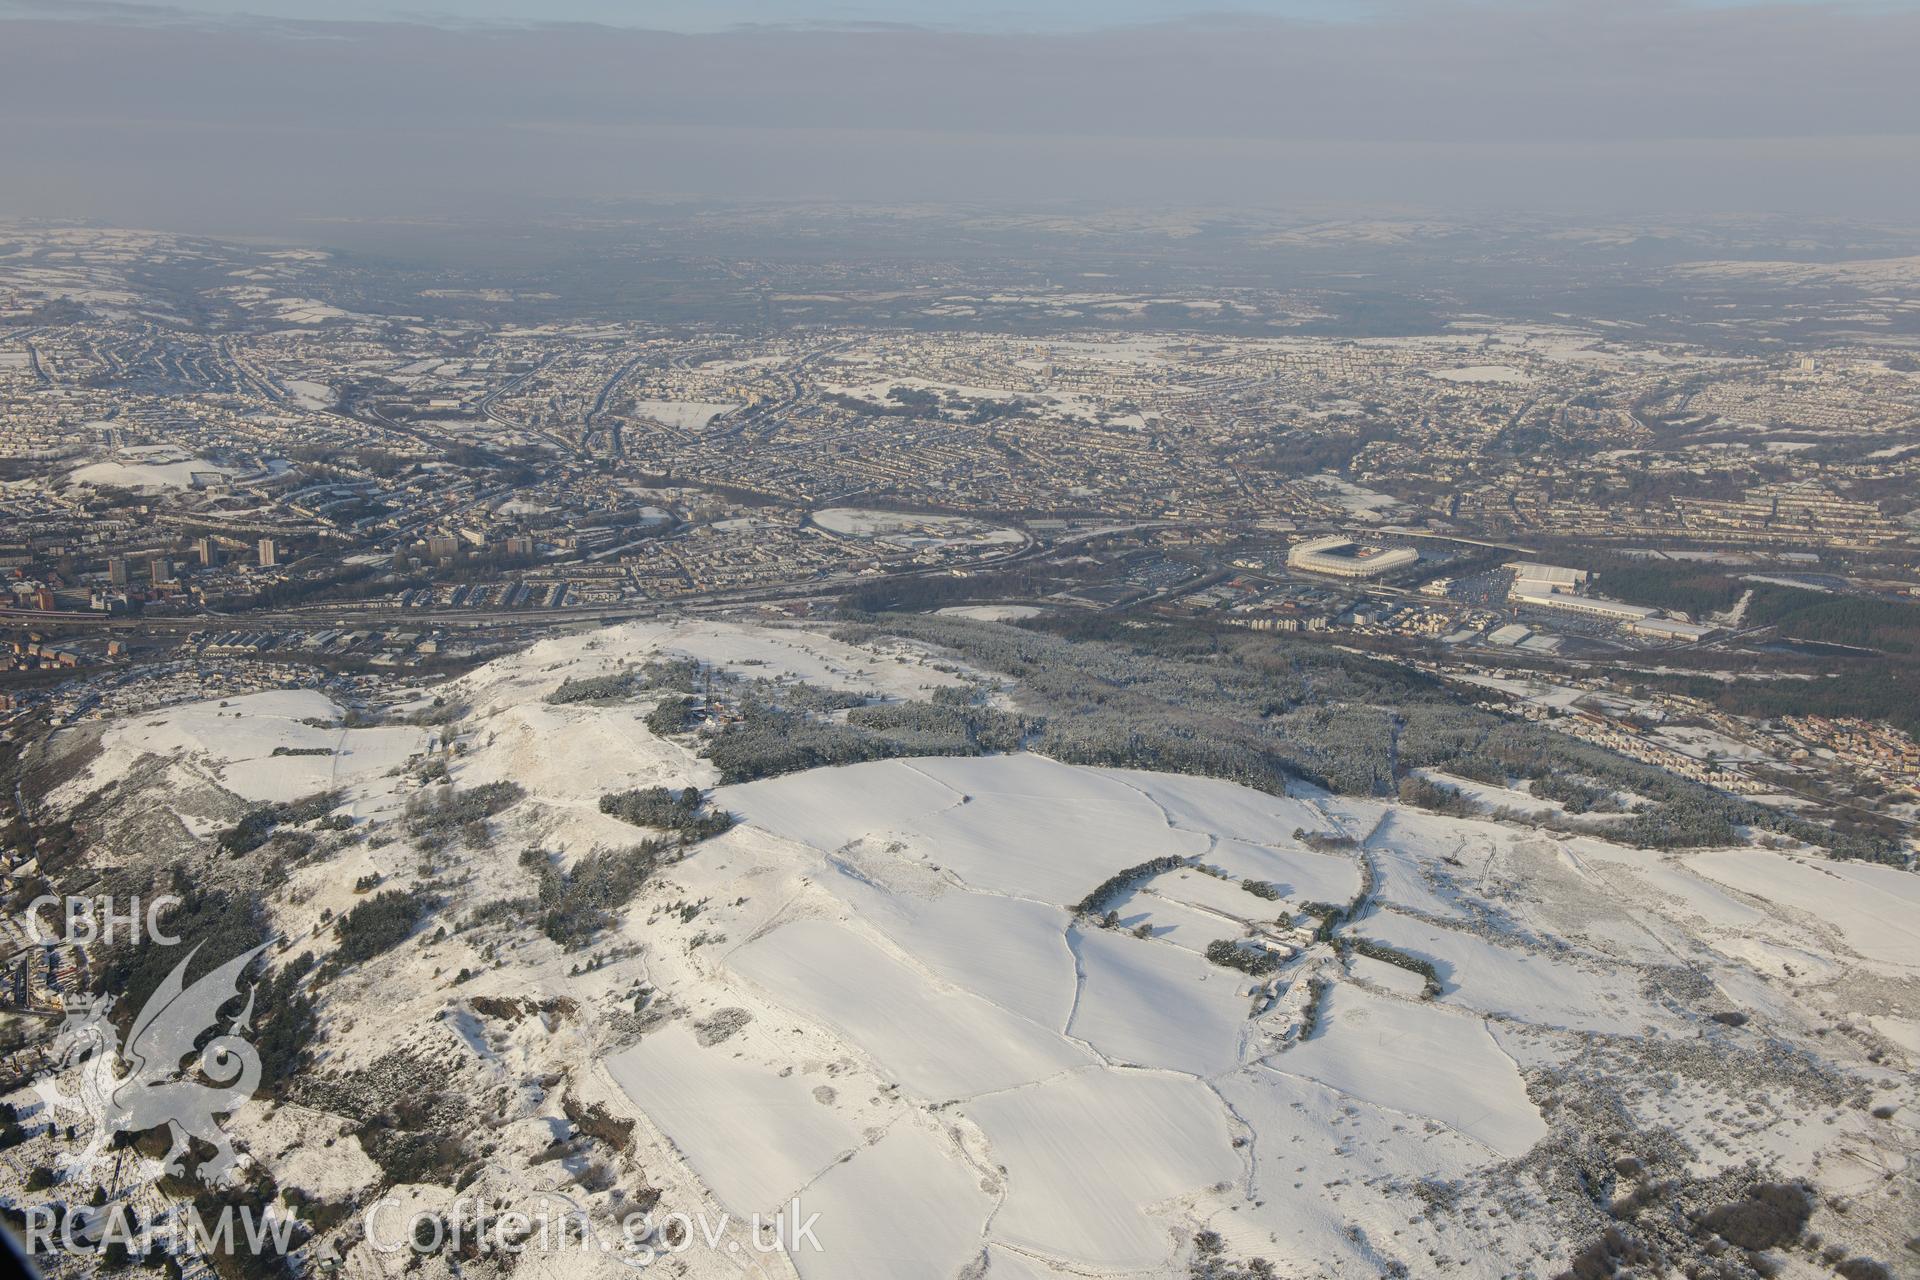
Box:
(1286, 534), (1420, 579)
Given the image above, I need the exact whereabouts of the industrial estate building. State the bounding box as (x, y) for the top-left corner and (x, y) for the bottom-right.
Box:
(1508, 586), (1658, 622)
(1503, 560), (1719, 643)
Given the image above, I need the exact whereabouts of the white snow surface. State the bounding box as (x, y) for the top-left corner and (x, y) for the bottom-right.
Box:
(605, 1023), (862, 1217)
(626, 399), (737, 430)
(68, 454), (237, 491)
(967, 1069), (1239, 1268)
(730, 918), (1095, 1099)
(1685, 848), (1920, 971)
(1279, 984), (1548, 1157)
(57, 688), (429, 806)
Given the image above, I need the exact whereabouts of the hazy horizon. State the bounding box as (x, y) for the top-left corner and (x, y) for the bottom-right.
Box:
(4, 1), (1919, 235)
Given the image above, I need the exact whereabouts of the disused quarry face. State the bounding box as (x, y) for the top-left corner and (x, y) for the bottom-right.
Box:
(6, 618), (1915, 1280)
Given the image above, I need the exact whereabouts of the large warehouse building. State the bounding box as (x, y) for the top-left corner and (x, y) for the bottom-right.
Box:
(1504, 561), (1589, 588)
(1286, 535), (1420, 579)
(1508, 587), (1658, 622)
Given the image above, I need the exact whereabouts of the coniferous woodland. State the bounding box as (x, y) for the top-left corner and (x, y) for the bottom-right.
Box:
(660, 603), (1901, 865)
(827, 613), (1901, 863)
(585, 608), (1892, 864)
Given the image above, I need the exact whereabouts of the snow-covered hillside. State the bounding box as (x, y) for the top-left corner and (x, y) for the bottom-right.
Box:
(7, 618), (1916, 1280)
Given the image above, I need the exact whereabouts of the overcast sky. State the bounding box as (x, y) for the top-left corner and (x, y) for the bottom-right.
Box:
(9, 1), (1394, 29)
(2, 1), (1916, 232)
(19, 1), (1920, 31)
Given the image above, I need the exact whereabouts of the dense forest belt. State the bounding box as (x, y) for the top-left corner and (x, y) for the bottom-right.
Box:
(1587, 558), (1920, 659)
(830, 611), (1902, 863)
(1743, 585), (1920, 654)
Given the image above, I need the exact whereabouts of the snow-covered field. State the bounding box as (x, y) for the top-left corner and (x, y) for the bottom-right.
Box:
(813, 506), (1024, 548)
(935, 603), (1045, 621)
(1686, 847), (1920, 970)
(605, 1022), (864, 1216)
(55, 688), (430, 806)
(968, 1070), (1238, 1268)
(1356, 909), (1644, 1033)
(626, 399), (737, 431)
(1302, 473), (1405, 521)
(283, 378), (334, 410)
(1281, 984), (1548, 1156)
(1426, 364), (1533, 385)
(67, 452), (237, 491)
(730, 918), (1094, 1098)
